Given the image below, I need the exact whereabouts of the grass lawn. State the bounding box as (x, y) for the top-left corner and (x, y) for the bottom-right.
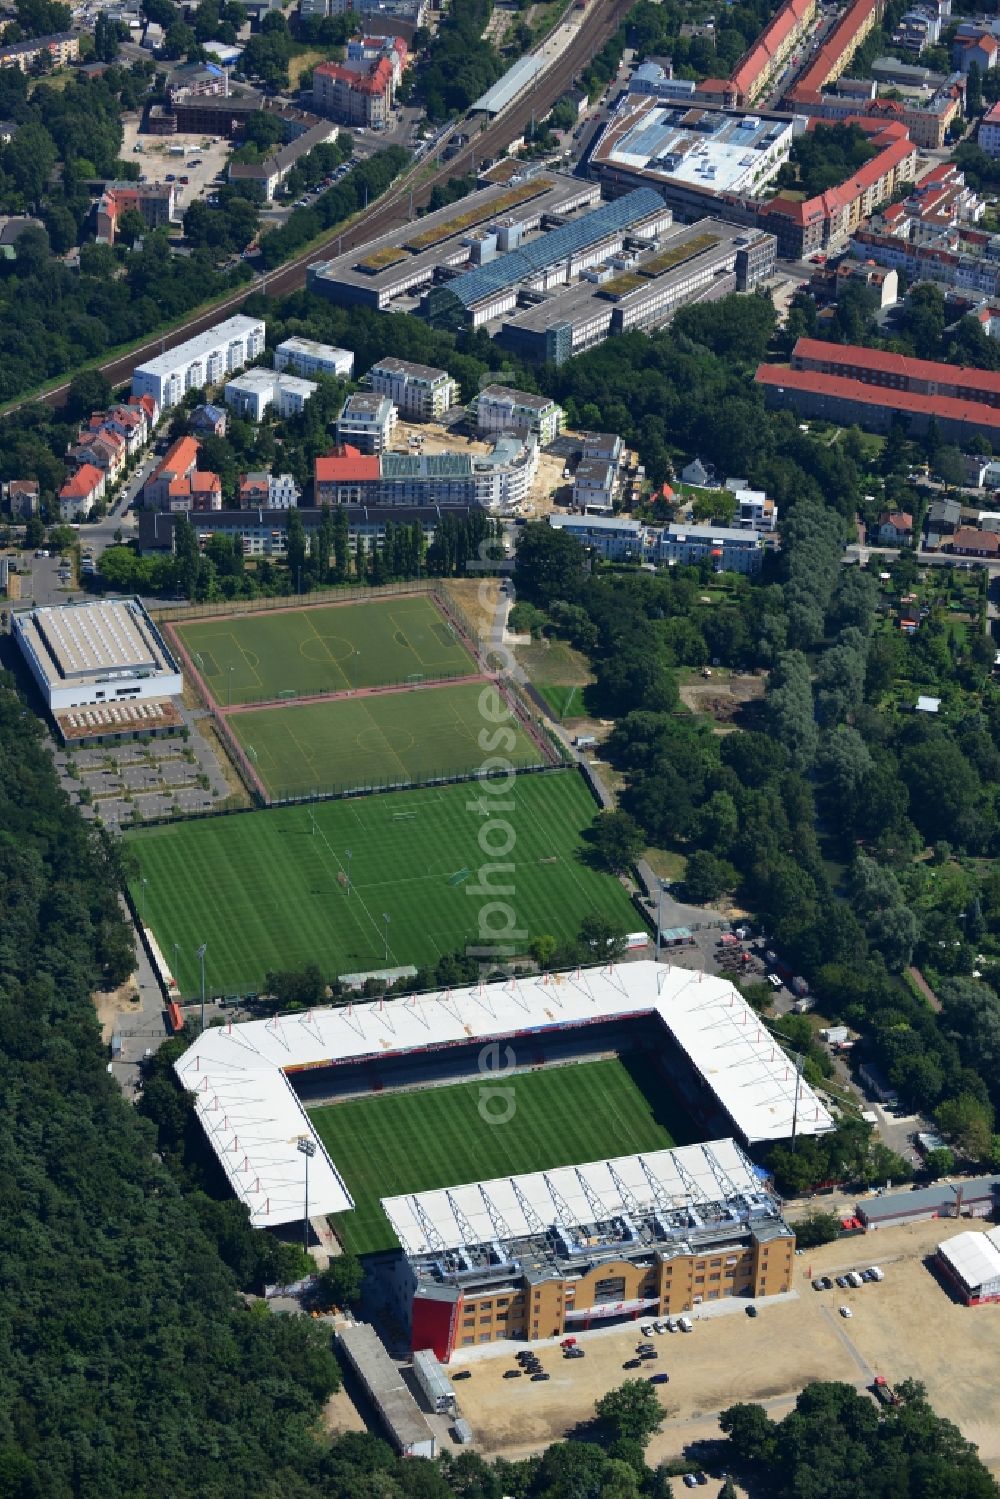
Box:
(229, 681), (543, 800)
(174, 594), (474, 707)
(127, 771), (638, 997)
(311, 1054), (694, 1254)
(516, 639), (593, 720)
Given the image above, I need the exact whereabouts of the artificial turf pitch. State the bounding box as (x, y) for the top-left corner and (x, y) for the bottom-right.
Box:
(311, 1056), (690, 1255)
(174, 594), (474, 706)
(127, 771), (639, 998)
(228, 681), (543, 800)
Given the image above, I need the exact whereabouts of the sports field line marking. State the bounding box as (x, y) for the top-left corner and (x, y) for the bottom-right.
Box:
(302, 611), (352, 693)
(354, 699), (411, 783)
(391, 600), (472, 674)
(227, 630), (264, 693)
(309, 816), (399, 966)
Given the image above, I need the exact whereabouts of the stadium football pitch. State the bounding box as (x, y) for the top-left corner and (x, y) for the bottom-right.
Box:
(310, 1056), (694, 1255)
(127, 771), (639, 998)
(173, 594), (475, 706)
(228, 681), (544, 800)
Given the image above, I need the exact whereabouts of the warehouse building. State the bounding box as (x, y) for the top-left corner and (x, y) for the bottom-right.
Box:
(13, 598), (183, 741)
(497, 217), (776, 364)
(857, 1174), (1000, 1230)
(387, 1139), (796, 1359)
(590, 97), (797, 217)
(336, 1323), (436, 1457)
(308, 172), (601, 313)
(132, 316), (266, 410)
(936, 1226), (1000, 1305)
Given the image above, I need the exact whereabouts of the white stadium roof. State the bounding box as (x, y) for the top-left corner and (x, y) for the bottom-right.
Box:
(382, 1138), (769, 1258)
(938, 1227), (1000, 1292)
(174, 961), (834, 1230)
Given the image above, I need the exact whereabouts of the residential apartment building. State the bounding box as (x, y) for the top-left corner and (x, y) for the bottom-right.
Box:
(548, 513), (766, 573)
(274, 337), (354, 379)
(144, 435), (199, 507)
(132, 316), (265, 410)
(228, 119), (338, 202)
(785, 0), (886, 109)
(981, 102), (1000, 157)
(366, 358), (457, 420)
(0, 31), (79, 72)
(237, 471), (300, 508)
(4, 480), (39, 517)
(190, 403), (228, 437)
(312, 39), (406, 130)
(336, 393), (397, 453)
(223, 370), (318, 421)
(58, 464), (105, 522)
(733, 486), (778, 531)
(96, 181), (176, 246)
(756, 362), (1000, 444)
(138, 503), (478, 559)
(790, 336), (1000, 405)
(729, 0), (817, 105)
(475, 385), (563, 445)
(162, 471), (223, 512)
(315, 436), (538, 511)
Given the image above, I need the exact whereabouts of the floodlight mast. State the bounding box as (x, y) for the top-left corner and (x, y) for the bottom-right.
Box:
(297, 1135), (317, 1252)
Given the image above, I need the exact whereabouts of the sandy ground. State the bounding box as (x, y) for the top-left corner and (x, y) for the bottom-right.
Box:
(391, 419), (566, 510)
(93, 979), (141, 1045)
(121, 115), (231, 218)
(446, 1217), (1000, 1477)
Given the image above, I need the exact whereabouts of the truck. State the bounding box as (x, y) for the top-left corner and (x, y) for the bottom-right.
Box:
(574, 734), (597, 749)
(872, 1376), (902, 1407)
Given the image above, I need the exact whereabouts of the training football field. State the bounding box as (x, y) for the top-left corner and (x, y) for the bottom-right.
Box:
(310, 1056), (691, 1255)
(228, 681), (544, 800)
(173, 594), (475, 706)
(127, 771), (639, 998)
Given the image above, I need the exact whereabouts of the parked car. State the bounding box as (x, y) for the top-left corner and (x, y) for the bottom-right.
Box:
(623, 1358), (642, 1369)
(649, 1372), (670, 1385)
(678, 1317), (693, 1332)
(640, 1324), (655, 1336)
(812, 1278), (827, 1291)
(530, 1372), (550, 1381)
(836, 1276), (849, 1289)
(840, 1305), (853, 1318)
(503, 1368), (521, 1378)
(746, 1304), (758, 1318)
(565, 1347), (585, 1359)
(453, 1369), (472, 1381)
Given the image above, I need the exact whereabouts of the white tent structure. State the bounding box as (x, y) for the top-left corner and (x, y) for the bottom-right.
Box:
(173, 961), (834, 1230)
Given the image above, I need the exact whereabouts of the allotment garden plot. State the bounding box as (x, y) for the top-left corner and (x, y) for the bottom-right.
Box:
(126, 771), (638, 997)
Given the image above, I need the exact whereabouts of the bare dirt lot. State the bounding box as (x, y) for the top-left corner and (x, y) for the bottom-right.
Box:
(678, 671), (766, 730)
(449, 1218), (1000, 1478)
(439, 577), (502, 643)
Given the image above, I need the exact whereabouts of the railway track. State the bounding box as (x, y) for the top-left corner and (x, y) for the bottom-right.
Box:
(29, 0), (631, 412)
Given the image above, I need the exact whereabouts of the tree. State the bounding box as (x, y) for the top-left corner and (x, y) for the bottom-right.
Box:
(923, 1146), (956, 1178)
(968, 59), (984, 117)
(116, 207), (148, 247)
(66, 367), (112, 420)
(718, 1402), (777, 1464)
(683, 849), (738, 904)
(286, 506), (307, 590)
(578, 914), (628, 961)
(766, 651), (818, 770)
(514, 521), (587, 605)
(595, 1379), (664, 1445)
(264, 962), (325, 1009)
(312, 1253), (363, 1309)
(794, 1211), (841, 1248)
(1, 120), (57, 204)
(588, 809), (644, 873)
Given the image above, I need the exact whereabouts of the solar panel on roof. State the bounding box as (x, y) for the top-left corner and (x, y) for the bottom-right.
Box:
(443, 189), (666, 308)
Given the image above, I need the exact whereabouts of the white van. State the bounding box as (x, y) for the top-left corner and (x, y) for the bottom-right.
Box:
(678, 1316), (693, 1332)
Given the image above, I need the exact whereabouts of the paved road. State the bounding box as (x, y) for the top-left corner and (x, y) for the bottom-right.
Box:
(25, 0), (632, 414)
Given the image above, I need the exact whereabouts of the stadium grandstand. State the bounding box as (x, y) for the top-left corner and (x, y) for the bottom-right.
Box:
(385, 1139), (797, 1357)
(174, 961), (833, 1232)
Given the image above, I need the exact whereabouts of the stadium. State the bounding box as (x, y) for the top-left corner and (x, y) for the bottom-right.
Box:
(176, 961), (832, 1356)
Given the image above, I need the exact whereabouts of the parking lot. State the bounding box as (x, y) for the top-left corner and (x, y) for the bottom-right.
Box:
(53, 718), (232, 828)
(120, 115), (232, 218)
(447, 1217), (1000, 1480)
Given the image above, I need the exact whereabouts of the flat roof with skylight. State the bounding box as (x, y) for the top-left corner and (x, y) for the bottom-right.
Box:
(12, 598), (182, 714)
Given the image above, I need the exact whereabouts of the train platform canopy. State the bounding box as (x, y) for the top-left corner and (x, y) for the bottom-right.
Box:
(473, 52), (546, 114)
(381, 1137), (771, 1258)
(173, 961), (834, 1229)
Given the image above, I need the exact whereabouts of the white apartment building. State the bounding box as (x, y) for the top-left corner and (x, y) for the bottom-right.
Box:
(336, 392), (397, 453)
(476, 384), (564, 446)
(224, 370), (318, 421)
(365, 357), (457, 420)
(732, 486), (777, 531)
(274, 337), (355, 379)
(981, 102), (1000, 158)
(131, 316), (266, 411)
